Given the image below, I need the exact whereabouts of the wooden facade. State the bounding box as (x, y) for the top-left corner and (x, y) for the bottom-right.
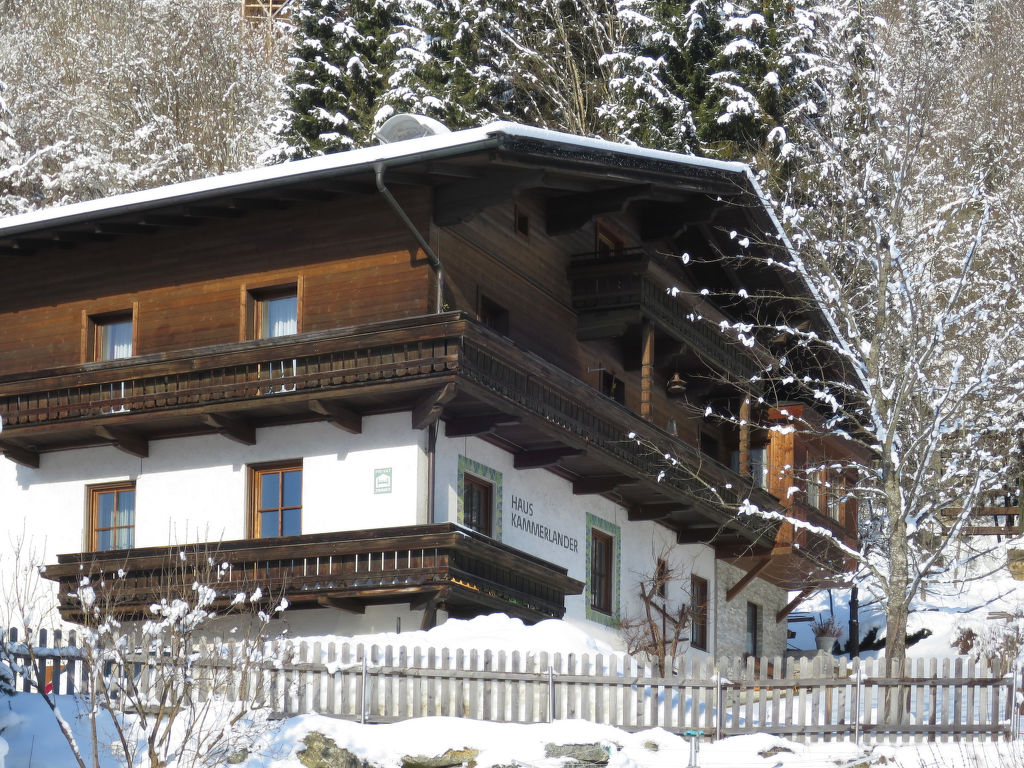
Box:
(0, 125), (860, 617)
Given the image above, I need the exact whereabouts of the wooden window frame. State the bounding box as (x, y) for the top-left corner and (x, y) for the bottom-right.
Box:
(82, 305), (138, 363)
(88, 481), (136, 552)
(690, 575), (709, 651)
(249, 460), (303, 538)
(241, 279), (302, 341)
(590, 529), (614, 615)
(462, 474), (493, 537)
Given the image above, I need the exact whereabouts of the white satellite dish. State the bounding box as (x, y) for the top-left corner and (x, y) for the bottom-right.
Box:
(376, 114), (451, 144)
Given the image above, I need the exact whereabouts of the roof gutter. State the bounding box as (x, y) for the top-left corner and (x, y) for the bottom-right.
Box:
(375, 163), (445, 314)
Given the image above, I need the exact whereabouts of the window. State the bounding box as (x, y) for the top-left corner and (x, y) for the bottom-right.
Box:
(255, 288), (298, 339)
(826, 470), (844, 522)
(805, 460), (823, 511)
(590, 530), (613, 614)
(89, 482), (135, 551)
(655, 558), (669, 600)
(479, 295), (509, 336)
(746, 602), (760, 657)
(463, 475), (493, 537)
(600, 371), (625, 405)
(252, 463), (302, 538)
(690, 575), (709, 651)
(89, 311), (133, 361)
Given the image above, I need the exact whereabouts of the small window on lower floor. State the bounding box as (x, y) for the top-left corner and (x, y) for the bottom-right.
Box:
(463, 475), (493, 537)
(690, 575), (709, 651)
(252, 462), (302, 537)
(590, 529), (613, 614)
(89, 482), (135, 551)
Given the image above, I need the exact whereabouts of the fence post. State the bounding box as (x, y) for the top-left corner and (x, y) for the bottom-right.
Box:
(854, 661), (861, 745)
(360, 655), (367, 725)
(547, 664), (554, 724)
(715, 665), (722, 741)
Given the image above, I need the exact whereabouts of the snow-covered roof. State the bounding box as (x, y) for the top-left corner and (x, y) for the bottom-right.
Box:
(0, 122), (754, 239)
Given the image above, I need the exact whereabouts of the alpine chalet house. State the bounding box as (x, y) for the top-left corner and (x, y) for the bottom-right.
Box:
(0, 121), (858, 658)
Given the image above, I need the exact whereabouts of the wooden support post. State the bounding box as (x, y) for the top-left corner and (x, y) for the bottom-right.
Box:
(95, 426), (149, 458)
(739, 394), (751, 478)
(0, 441), (40, 469)
(775, 588), (813, 623)
(411, 383), (456, 430)
(309, 399), (362, 434)
(725, 556), (772, 602)
(201, 413), (256, 445)
(641, 321), (654, 421)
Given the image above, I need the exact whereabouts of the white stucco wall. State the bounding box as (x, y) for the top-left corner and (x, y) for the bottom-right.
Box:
(435, 435), (718, 657)
(1, 414), (753, 657)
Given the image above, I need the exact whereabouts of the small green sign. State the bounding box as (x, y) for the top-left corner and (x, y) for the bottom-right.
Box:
(374, 468), (393, 494)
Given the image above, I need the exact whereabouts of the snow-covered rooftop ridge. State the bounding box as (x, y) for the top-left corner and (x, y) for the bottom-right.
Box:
(0, 122), (751, 237)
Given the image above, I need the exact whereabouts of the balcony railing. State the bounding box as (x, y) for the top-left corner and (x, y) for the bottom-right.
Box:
(569, 252), (760, 381)
(43, 524), (584, 624)
(3, 312), (779, 540)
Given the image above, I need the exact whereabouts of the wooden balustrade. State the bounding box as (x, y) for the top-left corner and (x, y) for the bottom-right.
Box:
(43, 524), (583, 623)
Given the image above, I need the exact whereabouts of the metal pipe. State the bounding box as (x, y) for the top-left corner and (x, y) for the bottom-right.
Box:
(375, 163), (445, 313)
(426, 421), (437, 523)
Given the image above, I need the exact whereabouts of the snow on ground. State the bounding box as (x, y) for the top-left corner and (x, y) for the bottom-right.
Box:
(1, 694), (1021, 768)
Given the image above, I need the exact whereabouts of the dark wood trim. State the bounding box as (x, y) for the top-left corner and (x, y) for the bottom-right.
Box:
(572, 475), (634, 495)
(87, 480), (136, 552)
(627, 502), (683, 521)
(776, 588), (813, 623)
(0, 441), (39, 468)
(513, 447), (583, 469)
(411, 382), (456, 429)
(308, 399), (362, 434)
(94, 426), (148, 458)
(316, 596), (366, 614)
(725, 556), (772, 602)
(201, 413), (256, 445)
(444, 414), (519, 438)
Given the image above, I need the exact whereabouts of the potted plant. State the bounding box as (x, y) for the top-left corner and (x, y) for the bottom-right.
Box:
(811, 615), (842, 654)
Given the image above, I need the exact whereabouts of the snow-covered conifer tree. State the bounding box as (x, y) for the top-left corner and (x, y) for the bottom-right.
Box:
(0, 0), (285, 214)
(280, 0), (405, 155)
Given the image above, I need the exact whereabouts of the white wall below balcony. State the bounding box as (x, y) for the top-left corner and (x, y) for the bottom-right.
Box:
(0, 413), (787, 659)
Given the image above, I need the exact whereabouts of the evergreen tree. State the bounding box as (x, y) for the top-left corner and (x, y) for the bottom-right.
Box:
(281, 0), (405, 156)
(599, 0), (698, 151)
(382, 0), (518, 129)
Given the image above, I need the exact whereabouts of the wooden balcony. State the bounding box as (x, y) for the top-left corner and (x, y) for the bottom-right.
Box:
(2, 312), (800, 569)
(568, 250), (760, 382)
(43, 524), (584, 624)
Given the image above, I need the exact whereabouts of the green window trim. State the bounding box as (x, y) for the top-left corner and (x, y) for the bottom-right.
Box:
(457, 455), (503, 541)
(586, 513), (621, 625)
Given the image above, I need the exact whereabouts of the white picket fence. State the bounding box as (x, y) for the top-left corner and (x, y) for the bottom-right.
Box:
(2, 628), (1018, 743)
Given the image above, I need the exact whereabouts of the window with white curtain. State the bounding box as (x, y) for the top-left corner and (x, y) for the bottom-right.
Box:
(257, 290), (297, 339)
(92, 313), (133, 361)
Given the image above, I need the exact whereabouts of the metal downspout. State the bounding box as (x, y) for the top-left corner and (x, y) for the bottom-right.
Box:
(374, 163), (445, 313)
